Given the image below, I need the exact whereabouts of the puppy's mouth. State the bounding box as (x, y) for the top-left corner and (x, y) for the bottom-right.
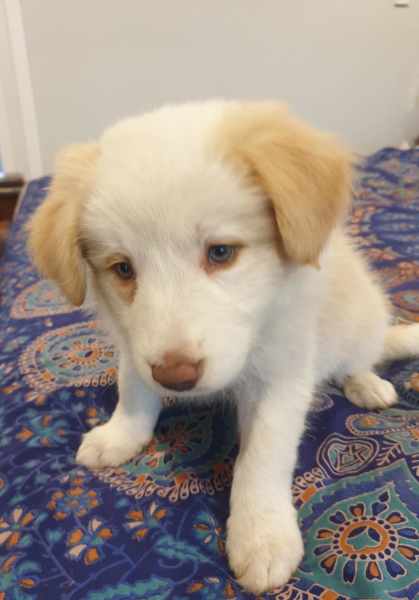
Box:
(161, 380), (197, 392)
(156, 381), (212, 398)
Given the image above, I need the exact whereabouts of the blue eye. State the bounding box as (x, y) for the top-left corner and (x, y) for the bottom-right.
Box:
(113, 261), (134, 280)
(207, 244), (235, 264)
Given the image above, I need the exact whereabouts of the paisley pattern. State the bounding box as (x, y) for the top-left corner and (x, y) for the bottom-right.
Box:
(0, 148), (418, 599)
(19, 322), (117, 393)
(316, 434), (379, 476)
(96, 405), (236, 503)
(11, 279), (76, 319)
(300, 462), (419, 598)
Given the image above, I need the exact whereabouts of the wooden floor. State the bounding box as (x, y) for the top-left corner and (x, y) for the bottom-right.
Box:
(0, 222), (9, 256)
(0, 174), (25, 256)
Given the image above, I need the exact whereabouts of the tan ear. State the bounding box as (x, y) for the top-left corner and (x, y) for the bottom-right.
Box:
(217, 103), (352, 265)
(28, 143), (99, 305)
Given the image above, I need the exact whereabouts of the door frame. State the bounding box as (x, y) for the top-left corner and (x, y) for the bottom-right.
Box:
(0, 0), (42, 178)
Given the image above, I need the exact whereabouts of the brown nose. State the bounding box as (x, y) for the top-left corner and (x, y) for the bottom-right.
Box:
(151, 352), (203, 391)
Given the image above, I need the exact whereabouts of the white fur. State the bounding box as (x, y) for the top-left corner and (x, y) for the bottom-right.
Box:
(71, 101), (419, 594)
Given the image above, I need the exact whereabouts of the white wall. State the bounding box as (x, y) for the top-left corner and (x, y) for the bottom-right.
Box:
(0, 0), (28, 174)
(13, 1), (419, 173)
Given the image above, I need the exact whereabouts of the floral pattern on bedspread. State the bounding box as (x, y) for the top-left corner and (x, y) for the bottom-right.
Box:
(0, 148), (418, 599)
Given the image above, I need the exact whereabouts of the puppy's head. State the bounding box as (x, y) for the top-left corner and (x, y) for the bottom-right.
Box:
(28, 101), (351, 395)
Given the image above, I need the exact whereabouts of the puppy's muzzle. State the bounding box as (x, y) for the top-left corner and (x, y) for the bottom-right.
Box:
(151, 351), (203, 391)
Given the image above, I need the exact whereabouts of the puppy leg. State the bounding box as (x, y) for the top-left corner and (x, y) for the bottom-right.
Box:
(76, 352), (161, 468)
(343, 371), (398, 409)
(334, 298), (397, 409)
(226, 377), (311, 594)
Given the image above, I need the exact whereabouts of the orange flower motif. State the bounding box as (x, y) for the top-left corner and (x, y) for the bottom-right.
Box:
(2, 382), (20, 395)
(66, 518), (113, 565)
(0, 507), (35, 549)
(16, 427), (33, 442)
(125, 502), (167, 541)
(0, 554), (39, 597)
(193, 511), (225, 555)
(187, 577), (236, 597)
(48, 481), (100, 520)
(16, 414), (66, 446)
(85, 405), (107, 427)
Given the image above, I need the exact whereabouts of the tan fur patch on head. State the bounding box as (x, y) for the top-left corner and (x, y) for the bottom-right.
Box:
(27, 143), (99, 306)
(214, 102), (352, 266)
(108, 275), (137, 304)
(82, 246), (137, 305)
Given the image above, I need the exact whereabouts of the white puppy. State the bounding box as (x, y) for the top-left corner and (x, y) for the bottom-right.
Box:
(28, 101), (419, 594)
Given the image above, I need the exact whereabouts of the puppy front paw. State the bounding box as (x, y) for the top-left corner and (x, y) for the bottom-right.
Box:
(344, 372), (398, 409)
(226, 506), (303, 594)
(76, 421), (150, 469)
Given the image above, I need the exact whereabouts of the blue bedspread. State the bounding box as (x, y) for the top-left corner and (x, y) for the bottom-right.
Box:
(0, 148), (418, 600)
